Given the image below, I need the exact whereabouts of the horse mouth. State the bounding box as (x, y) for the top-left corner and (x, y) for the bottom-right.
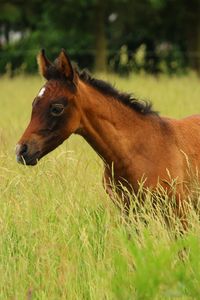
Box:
(16, 151), (41, 166)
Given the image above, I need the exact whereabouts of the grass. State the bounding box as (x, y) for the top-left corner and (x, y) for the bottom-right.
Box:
(0, 73), (200, 299)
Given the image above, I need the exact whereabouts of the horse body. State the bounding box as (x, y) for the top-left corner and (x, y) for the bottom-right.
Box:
(77, 83), (200, 197)
(16, 49), (200, 220)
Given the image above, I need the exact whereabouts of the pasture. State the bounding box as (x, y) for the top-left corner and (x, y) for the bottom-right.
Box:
(1, 73), (200, 299)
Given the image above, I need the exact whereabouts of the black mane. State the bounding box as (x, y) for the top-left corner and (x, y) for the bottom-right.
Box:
(78, 69), (157, 115)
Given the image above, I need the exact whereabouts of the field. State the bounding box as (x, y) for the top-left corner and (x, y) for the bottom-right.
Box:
(1, 73), (200, 300)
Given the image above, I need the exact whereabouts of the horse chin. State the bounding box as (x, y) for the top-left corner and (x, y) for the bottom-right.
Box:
(26, 159), (38, 166)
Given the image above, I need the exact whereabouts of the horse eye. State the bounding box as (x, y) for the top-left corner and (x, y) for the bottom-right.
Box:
(51, 104), (65, 116)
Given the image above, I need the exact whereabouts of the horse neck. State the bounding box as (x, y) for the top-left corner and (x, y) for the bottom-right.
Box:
(76, 80), (152, 168)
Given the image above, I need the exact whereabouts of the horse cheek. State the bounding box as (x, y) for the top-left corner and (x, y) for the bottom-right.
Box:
(63, 106), (81, 138)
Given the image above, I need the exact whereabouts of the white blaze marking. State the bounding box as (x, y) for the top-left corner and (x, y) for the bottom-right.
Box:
(38, 87), (46, 97)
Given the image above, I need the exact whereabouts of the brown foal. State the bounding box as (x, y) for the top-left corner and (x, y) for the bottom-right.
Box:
(16, 49), (200, 224)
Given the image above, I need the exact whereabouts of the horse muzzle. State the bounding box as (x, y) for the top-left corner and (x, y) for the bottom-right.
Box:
(15, 143), (41, 166)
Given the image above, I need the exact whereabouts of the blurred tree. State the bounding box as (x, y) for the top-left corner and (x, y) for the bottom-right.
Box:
(0, 0), (199, 74)
(94, 0), (107, 72)
(183, 0), (200, 74)
(0, 2), (22, 44)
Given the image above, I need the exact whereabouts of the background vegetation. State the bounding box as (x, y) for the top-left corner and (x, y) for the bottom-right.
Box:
(0, 0), (199, 75)
(1, 1), (200, 299)
(1, 74), (200, 299)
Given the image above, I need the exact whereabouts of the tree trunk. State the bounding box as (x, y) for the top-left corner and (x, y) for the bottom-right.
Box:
(4, 22), (10, 44)
(186, 1), (200, 75)
(197, 16), (200, 75)
(94, 1), (107, 72)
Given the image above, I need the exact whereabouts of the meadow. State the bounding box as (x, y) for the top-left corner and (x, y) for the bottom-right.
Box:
(0, 73), (200, 300)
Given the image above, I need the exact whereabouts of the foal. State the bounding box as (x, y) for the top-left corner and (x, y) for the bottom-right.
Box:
(16, 49), (200, 222)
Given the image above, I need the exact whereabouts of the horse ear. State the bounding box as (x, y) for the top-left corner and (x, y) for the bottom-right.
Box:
(37, 49), (52, 79)
(57, 49), (75, 83)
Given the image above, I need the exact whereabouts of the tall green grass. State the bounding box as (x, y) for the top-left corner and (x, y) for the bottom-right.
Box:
(0, 74), (200, 299)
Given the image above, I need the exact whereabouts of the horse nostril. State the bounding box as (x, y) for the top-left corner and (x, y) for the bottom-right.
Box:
(16, 143), (31, 164)
(20, 144), (28, 156)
